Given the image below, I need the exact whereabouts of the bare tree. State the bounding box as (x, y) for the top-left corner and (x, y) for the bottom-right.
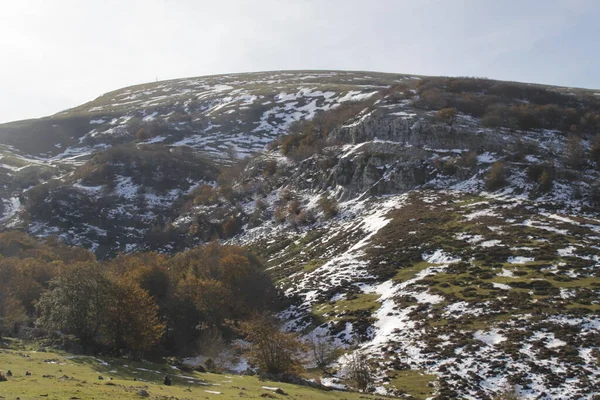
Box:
(342, 350), (374, 392)
(307, 331), (338, 369)
(197, 327), (228, 371)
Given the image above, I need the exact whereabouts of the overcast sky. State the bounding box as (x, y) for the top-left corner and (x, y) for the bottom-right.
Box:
(1, 0), (598, 123)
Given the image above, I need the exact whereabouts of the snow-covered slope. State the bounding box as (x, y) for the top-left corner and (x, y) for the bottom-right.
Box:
(0, 71), (403, 161)
(245, 190), (599, 399)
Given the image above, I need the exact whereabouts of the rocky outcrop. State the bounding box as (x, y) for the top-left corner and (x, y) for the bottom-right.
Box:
(331, 108), (513, 153)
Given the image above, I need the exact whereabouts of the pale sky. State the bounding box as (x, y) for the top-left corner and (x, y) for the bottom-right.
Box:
(1, 0), (599, 123)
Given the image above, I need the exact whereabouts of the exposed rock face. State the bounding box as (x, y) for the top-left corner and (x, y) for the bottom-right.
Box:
(331, 108), (489, 148)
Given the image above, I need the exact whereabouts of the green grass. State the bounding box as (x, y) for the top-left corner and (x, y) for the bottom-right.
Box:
(302, 259), (327, 273)
(392, 262), (433, 283)
(388, 370), (436, 399)
(0, 341), (387, 400)
(312, 293), (381, 320)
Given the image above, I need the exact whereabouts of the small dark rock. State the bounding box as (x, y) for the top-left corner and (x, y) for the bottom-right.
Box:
(98, 375), (104, 380)
(137, 390), (150, 398)
(194, 365), (206, 373)
(25, 371), (31, 376)
(6, 370), (12, 377)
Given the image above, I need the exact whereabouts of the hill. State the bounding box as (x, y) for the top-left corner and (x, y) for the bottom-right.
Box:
(0, 71), (599, 399)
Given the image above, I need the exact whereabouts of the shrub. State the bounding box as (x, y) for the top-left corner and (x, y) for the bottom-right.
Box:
(526, 163), (554, 194)
(441, 159), (458, 176)
(435, 107), (457, 125)
(318, 194), (339, 219)
(192, 185), (219, 206)
(581, 112), (600, 135)
(279, 189), (298, 202)
(287, 200), (302, 217)
(262, 160), (278, 177)
(196, 327), (228, 371)
(589, 184), (600, 207)
(457, 151), (478, 169)
(221, 216), (243, 239)
(294, 208), (316, 225)
(482, 103), (510, 128)
(273, 205), (287, 223)
(485, 162), (507, 191)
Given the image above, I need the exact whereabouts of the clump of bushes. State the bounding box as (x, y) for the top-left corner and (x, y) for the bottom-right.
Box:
(71, 144), (218, 193)
(272, 190), (322, 226)
(192, 184), (220, 205)
(415, 76), (600, 135)
(526, 163), (555, 194)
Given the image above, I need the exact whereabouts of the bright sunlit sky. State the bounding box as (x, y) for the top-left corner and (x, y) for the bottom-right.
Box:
(1, 0), (599, 123)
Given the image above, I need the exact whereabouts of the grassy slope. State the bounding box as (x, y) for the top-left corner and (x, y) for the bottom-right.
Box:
(0, 340), (388, 400)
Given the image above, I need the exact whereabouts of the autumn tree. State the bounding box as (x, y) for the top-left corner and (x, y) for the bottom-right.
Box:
(241, 313), (306, 375)
(0, 287), (28, 337)
(104, 278), (164, 352)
